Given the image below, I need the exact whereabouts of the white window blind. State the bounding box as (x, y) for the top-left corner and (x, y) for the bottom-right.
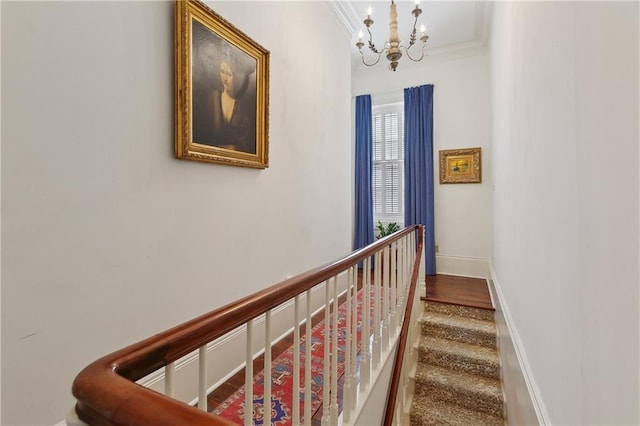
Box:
(372, 103), (404, 227)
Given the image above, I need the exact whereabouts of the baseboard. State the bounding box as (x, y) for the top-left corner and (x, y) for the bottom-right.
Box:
(435, 254), (489, 278)
(488, 263), (551, 425)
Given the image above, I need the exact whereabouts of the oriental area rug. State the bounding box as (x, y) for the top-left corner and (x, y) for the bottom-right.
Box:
(211, 288), (370, 425)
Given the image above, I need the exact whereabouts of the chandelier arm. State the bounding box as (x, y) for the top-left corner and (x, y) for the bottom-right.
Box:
(407, 14), (419, 48)
(366, 26), (382, 54)
(360, 49), (384, 67)
(404, 44), (426, 62)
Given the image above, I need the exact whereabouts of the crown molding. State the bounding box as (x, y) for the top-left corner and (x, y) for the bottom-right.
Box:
(327, 0), (360, 37)
(428, 38), (488, 58)
(480, 1), (493, 49)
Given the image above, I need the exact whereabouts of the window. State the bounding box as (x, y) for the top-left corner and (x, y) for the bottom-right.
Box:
(372, 103), (404, 228)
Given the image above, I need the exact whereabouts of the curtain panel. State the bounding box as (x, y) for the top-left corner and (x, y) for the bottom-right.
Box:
(404, 85), (436, 275)
(353, 95), (375, 250)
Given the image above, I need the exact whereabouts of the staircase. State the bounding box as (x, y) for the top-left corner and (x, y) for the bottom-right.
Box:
(410, 301), (505, 425)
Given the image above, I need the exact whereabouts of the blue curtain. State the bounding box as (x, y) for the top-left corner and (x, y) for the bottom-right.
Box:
(354, 95), (374, 250)
(404, 85), (436, 275)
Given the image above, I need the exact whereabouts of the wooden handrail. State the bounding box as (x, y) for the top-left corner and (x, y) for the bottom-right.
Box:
(383, 225), (424, 426)
(72, 225), (423, 425)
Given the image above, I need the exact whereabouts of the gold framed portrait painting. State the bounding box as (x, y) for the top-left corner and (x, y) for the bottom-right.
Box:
(175, 0), (270, 168)
(439, 147), (482, 184)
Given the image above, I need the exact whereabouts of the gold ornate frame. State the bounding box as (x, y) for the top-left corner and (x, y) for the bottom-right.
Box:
(175, 0), (270, 168)
(439, 147), (482, 184)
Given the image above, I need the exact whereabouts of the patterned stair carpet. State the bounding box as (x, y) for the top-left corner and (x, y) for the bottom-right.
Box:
(410, 301), (505, 425)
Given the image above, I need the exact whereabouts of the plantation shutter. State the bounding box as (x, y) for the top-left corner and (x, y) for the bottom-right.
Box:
(371, 103), (404, 229)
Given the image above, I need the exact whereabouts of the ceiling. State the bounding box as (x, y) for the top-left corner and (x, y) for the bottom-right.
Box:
(329, 1), (492, 70)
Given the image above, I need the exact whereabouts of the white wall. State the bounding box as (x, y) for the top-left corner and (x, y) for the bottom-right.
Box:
(1, 1), (352, 424)
(490, 2), (639, 424)
(353, 53), (492, 277)
(487, 270), (539, 425)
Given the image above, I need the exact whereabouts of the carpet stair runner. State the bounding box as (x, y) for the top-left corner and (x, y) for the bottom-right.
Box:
(410, 301), (505, 425)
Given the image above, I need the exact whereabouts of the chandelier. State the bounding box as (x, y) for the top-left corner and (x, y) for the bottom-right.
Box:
(356, 0), (429, 71)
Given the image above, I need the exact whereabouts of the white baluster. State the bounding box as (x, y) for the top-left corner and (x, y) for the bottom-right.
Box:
(198, 346), (207, 411)
(164, 362), (174, 397)
(245, 321), (254, 426)
(397, 387), (404, 426)
(360, 257), (371, 389)
(343, 267), (354, 423)
(373, 251), (381, 369)
(398, 239), (406, 310)
(382, 244), (390, 350)
(330, 277), (339, 422)
(405, 237), (409, 293)
(410, 234), (416, 289)
(413, 232), (417, 264)
(304, 289), (312, 426)
(390, 241), (398, 333)
(321, 281), (330, 426)
(350, 266), (359, 416)
(421, 231), (427, 297)
(407, 235), (412, 293)
(403, 236), (409, 294)
(410, 232), (416, 270)
(293, 295), (301, 425)
(264, 310), (272, 426)
(395, 240), (403, 320)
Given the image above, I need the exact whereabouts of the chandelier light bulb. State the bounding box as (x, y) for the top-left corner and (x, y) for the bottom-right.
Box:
(420, 23), (426, 34)
(367, 6), (372, 17)
(356, 30), (365, 50)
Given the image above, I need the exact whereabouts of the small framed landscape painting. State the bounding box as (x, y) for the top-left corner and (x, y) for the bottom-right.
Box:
(439, 147), (482, 184)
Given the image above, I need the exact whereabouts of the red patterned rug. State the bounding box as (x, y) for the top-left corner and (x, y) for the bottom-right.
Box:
(212, 288), (368, 425)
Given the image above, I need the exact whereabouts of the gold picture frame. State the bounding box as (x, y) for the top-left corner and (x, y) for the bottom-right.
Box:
(175, 0), (270, 168)
(439, 147), (482, 184)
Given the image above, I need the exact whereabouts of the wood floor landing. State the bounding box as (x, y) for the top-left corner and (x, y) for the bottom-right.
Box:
(424, 274), (494, 310)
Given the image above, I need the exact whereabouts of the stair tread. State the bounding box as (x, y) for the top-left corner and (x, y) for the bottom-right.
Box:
(411, 394), (504, 426)
(421, 336), (499, 363)
(420, 336), (500, 379)
(425, 301), (495, 322)
(422, 310), (497, 348)
(423, 311), (497, 335)
(422, 314), (497, 349)
(415, 363), (503, 399)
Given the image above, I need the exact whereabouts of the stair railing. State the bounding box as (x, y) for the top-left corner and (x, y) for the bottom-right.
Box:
(383, 225), (425, 425)
(71, 225), (424, 426)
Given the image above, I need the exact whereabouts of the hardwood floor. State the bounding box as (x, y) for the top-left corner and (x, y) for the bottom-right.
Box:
(424, 274), (494, 310)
